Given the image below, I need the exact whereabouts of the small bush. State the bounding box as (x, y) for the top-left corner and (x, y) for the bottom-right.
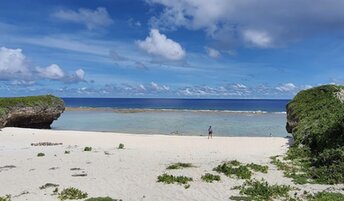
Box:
(118, 143), (124, 149)
(37, 153), (45, 157)
(64, 150), (70, 154)
(166, 162), (194, 170)
(233, 179), (292, 201)
(201, 173), (221, 183)
(157, 173), (193, 185)
(308, 192), (344, 201)
(39, 183), (59, 190)
(0, 195), (11, 201)
(85, 197), (122, 201)
(84, 147), (92, 152)
(58, 187), (88, 200)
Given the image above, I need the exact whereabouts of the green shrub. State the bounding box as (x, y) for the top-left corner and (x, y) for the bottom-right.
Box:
(166, 162), (194, 170)
(201, 173), (220, 183)
(84, 147), (92, 152)
(84, 197), (121, 201)
(118, 144), (124, 149)
(58, 187), (88, 200)
(157, 173), (193, 185)
(0, 195), (11, 201)
(233, 179), (292, 201)
(64, 150), (70, 154)
(37, 153), (45, 157)
(308, 192), (344, 201)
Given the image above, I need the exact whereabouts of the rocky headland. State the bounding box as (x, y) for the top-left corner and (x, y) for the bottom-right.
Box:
(0, 95), (65, 129)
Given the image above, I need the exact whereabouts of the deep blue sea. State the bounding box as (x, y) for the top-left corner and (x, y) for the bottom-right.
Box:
(52, 98), (290, 137)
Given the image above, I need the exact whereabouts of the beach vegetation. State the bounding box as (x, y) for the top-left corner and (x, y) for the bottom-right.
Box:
(64, 150), (70, 154)
(84, 147), (92, 152)
(232, 179), (292, 201)
(58, 187), (88, 200)
(37, 153), (45, 157)
(0, 195), (11, 201)
(214, 161), (268, 179)
(166, 162), (194, 170)
(39, 183), (59, 190)
(201, 173), (221, 183)
(286, 85), (344, 184)
(117, 143), (124, 149)
(307, 192), (344, 201)
(84, 197), (122, 201)
(157, 173), (193, 185)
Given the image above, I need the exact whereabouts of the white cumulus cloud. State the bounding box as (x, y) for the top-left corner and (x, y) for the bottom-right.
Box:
(0, 47), (31, 79)
(136, 29), (186, 60)
(53, 7), (113, 30)
(36, 64), (65, 80)
(243, 30), (273, 48)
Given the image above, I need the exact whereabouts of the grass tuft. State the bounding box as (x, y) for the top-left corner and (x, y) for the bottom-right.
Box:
(85, 197), (122, 201)
(117, 143), (124, 149)
(39, 183), (59, 190)
(307, 192), (344, 201)
(0, 195), (11, 201)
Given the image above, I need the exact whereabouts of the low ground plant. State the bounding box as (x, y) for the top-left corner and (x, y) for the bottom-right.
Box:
(214, 160), (267, 180)
(58, 187), (88, 200)
(166, 162), (194, 170)
(0, 195), (11, 201)
(84, 147), (92, 152)
(232, 179), (292, 201)
(37, 153), (45, 157)
(201, 173), (221, 183)
(64, 150), (70, 154)
(157, 173), (193, 186)
(39, 183), (59, 190)
(117, 143), (124, 149)
(307, 192), (344, 201)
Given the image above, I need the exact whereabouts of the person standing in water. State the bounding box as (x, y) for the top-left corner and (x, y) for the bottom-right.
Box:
(208, 126), (213, 139)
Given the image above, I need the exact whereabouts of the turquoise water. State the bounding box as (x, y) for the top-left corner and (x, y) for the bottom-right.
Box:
(52, 110), (289, 137)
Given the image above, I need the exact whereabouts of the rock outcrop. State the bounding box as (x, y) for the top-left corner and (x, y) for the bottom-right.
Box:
(0, 95), (65, 129)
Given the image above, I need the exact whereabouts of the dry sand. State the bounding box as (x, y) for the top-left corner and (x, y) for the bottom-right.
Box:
(0, 127), (342, 201)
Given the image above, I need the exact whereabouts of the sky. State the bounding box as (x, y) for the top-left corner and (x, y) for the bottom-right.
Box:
(1, 0), (344, 98)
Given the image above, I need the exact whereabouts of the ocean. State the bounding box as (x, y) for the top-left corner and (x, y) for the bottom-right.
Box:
(51, 98), (290, 137)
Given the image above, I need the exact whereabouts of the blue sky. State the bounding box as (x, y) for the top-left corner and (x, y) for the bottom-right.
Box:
(1, 0), (344, 98)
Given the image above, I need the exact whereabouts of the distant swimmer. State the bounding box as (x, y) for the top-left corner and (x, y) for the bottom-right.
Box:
(208, 126), (213, 139)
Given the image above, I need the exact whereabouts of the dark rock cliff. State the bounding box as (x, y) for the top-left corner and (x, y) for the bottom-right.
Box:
(0, 95), (65, 129)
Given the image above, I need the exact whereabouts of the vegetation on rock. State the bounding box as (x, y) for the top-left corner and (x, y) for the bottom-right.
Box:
(286, 85), (344, 184)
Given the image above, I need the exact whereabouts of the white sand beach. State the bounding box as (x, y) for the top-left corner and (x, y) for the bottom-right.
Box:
(0, 128), (341, 201)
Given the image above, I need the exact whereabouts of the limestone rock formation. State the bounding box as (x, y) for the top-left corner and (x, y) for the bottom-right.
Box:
(0, 95), (65, 129)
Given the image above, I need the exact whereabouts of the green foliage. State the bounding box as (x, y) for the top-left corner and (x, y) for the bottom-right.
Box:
(214, 161), (268, 180)
(233, 179), (292, 201)
(39, 183), (59, 190)
(117, 143), (124, 149)
(84, 147), (92, 152)
(201, 173), (221, 183)
(0, 95), (63, 118)
(246, 163), (268, 173)
(166, 162), (194, 170)
(84, 197), (122, 201)
(157, 173), (193, 185)
(0, 195), (11, 201)
(64, 150), (70, 154)
(37, 153), (45, 157)
(286, 85), (344, 184)
(308, 192), (344, 201)
(58, 187), (88, 200)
